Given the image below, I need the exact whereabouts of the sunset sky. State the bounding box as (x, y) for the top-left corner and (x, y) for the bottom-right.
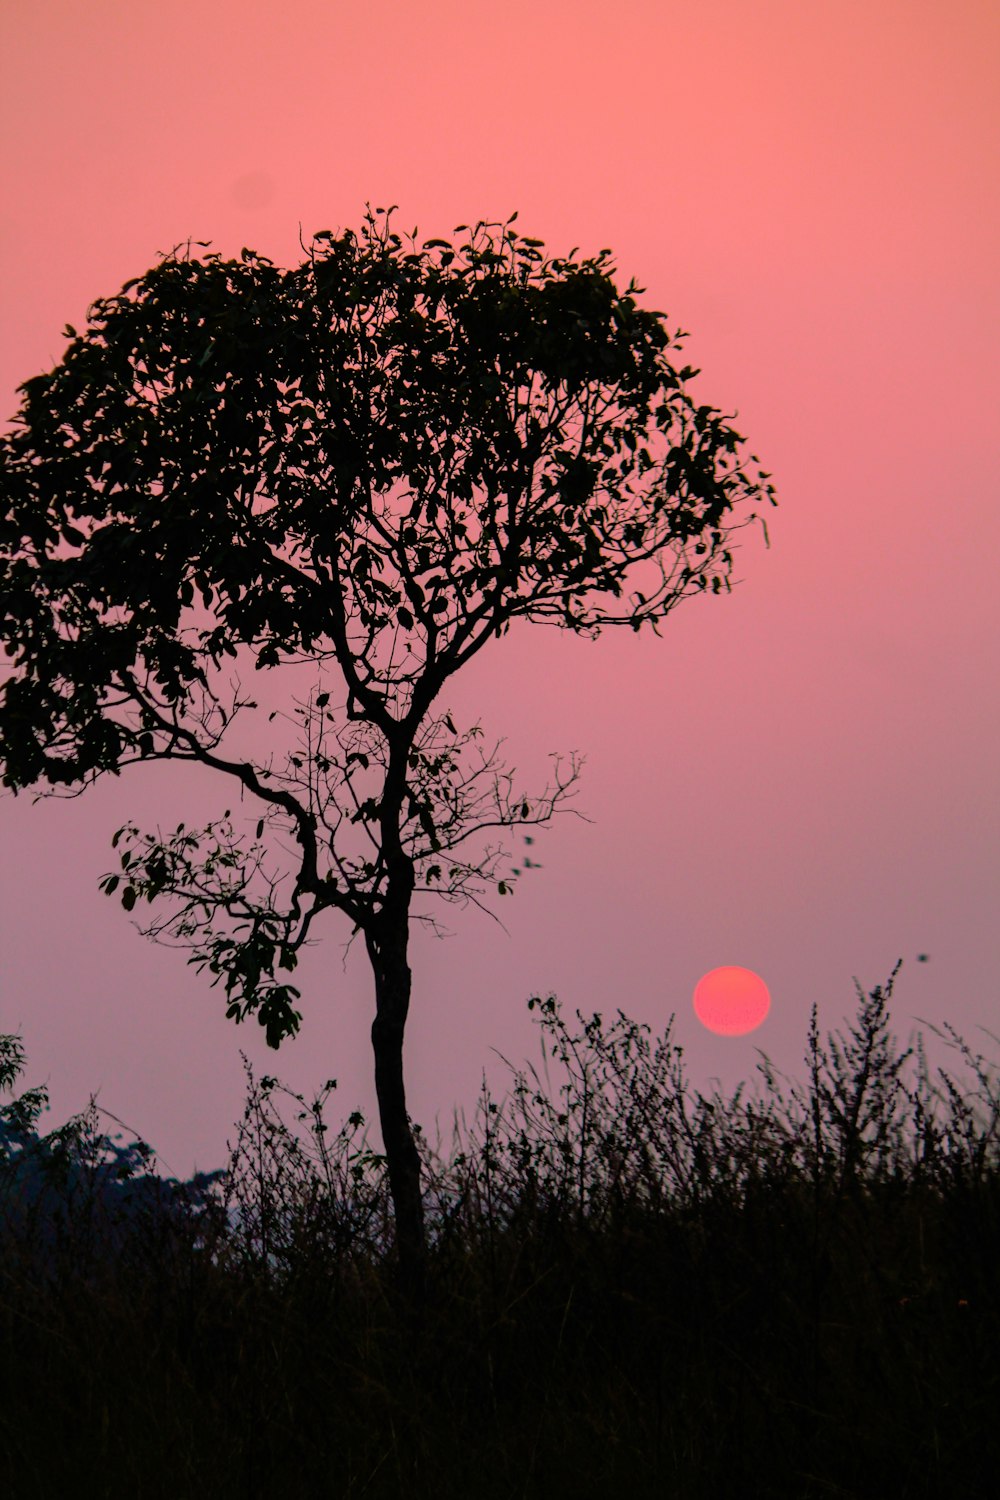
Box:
(1, 0), (997, 1181)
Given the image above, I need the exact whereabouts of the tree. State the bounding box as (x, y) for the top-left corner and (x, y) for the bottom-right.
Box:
(1, 1032), (226, 1281)
(0, 209), (775, 1295)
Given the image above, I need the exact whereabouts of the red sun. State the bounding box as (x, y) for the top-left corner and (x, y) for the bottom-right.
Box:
(693, 967), (771, 1037)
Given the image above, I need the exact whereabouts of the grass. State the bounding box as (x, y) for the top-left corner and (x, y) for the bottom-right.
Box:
(1, 963), (997, 1498)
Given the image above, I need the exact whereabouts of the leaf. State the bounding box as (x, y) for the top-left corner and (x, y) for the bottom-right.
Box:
(397, 606), (414, 629)
(121, 886), (137, 912)
(315, 692), (330, 708)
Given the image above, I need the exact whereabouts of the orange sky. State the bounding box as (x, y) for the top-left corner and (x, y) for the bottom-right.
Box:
(1, 0), (997, 1176)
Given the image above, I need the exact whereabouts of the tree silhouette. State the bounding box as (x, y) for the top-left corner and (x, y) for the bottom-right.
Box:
(0, 209), (775, 1295)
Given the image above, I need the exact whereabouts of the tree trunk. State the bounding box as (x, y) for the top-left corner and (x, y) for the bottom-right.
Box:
(366, 915), (426, 1307)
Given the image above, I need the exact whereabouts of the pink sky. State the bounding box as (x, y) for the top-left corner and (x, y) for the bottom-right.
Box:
(1, 0), (997, 1179)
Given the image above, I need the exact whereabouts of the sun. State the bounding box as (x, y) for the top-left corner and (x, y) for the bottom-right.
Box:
(693, 966), (771, 1037)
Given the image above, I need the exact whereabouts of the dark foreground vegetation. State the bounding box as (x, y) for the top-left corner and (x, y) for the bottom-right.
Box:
(1, 965), (997, 1499)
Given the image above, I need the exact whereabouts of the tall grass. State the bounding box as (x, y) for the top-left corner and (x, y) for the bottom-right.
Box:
(1, 965), (997, 1498)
